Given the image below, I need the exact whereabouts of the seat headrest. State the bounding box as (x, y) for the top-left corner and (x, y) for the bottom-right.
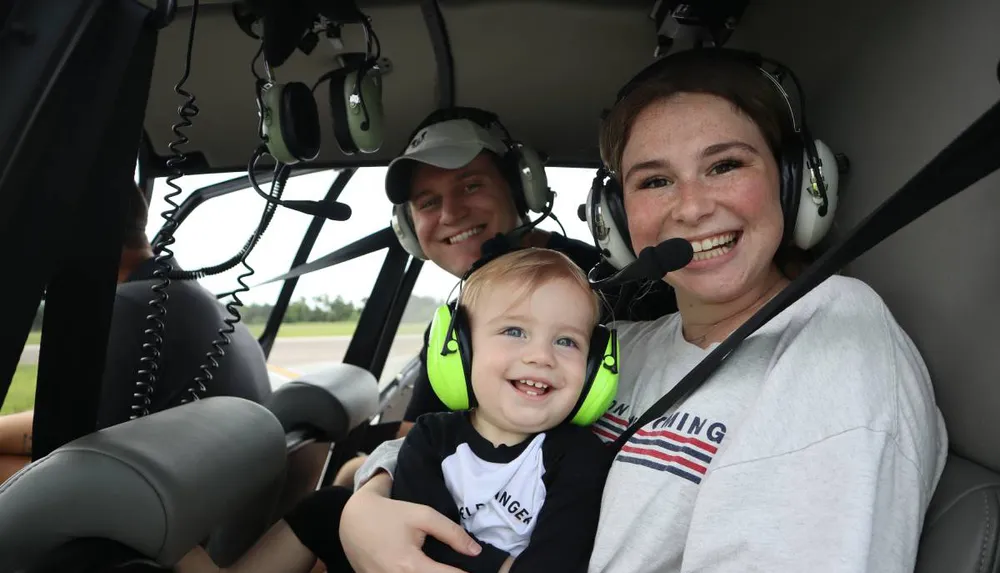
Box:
(0, 397), (287, 571)
(267, 363), (378, 442)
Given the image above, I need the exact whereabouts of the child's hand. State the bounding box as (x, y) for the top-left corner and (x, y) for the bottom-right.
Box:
(498, 556), (515, 573)
(339, 473), (481, 573)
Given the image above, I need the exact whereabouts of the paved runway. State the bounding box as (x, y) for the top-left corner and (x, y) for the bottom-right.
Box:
(19, 334), (425, 388)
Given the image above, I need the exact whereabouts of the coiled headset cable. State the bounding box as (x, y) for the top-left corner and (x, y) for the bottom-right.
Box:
(181, 154), (290, 403)
(165, 46), (279, 282)
(131, 0), (201, 420)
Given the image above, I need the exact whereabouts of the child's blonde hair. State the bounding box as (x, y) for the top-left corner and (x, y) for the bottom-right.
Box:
(462, 248), (600, 328)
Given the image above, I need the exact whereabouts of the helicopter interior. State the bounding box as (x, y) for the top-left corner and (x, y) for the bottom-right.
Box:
(0, 0), (999, 571)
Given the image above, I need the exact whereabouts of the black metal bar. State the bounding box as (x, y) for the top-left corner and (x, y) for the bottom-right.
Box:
(341, 242), (410, 369)
(0, 0), (99, 223)
(257, 168), (357, 357)
(420, 0), (455, 107)
(0, 0), (144, 411)
(28, 1), (156, 457)
(368, 257), (423, 381)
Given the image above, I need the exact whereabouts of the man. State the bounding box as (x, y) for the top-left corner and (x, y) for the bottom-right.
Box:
(332, 107), (675, 486)
(0, 180), (272, 482)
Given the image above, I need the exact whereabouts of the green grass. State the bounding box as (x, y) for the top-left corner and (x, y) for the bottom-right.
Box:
(2, 365), (37, 415)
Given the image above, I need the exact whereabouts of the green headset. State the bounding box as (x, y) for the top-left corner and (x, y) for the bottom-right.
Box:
(254, 17), (384, 163)
(425, 276), (621, 427)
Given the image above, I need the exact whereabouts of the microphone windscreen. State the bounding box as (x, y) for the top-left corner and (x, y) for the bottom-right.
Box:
(636, 238), (694, 281)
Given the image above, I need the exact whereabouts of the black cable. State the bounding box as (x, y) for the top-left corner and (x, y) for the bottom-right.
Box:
(131, 0), (200, 420)
(549, 211), (568, 236)
(164, 148), (282, 280)
(182, 162), (291, 403)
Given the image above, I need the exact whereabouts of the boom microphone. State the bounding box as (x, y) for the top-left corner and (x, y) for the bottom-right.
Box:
(277, 199), (353, 221)
(588, 238), (694, 289)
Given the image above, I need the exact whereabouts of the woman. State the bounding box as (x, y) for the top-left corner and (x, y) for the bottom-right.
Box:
(337, 49), (948, 572)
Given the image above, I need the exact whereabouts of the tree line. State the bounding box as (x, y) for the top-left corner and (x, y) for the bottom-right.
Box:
(30, 293), (444, 330)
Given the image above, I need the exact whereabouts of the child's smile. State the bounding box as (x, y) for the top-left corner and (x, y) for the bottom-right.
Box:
(467, 276), (596, 446)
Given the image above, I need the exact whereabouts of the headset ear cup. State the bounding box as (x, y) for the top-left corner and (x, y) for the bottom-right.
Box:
(511, 143), (551, 213)
(281, 82), (321, 162)
(778, 139), (804, 246)
(391, 204), (426, 260)
(793, 139), (840, 249)
(570, 326), (619, 426)
(426, 305), (472, 410)
(346, 67), (384, 153)
(587, 175), (636, 269)
(328, 68), (358, 155)
(453, 307), (475, 408)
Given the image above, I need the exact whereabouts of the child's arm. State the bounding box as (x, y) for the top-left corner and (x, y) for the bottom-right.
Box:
(393, 414), (512, 573)
(174, 520), (317, 573)
(505, 429), (612, 573)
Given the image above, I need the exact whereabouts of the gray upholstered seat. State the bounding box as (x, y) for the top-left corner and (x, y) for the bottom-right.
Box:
(916, 454), (1000, 572)
(0, 397), (286, 572)
(266, 362), (379, 444)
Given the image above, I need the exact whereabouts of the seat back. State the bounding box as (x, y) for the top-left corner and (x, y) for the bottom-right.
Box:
(0, 397), (286, 572)
(99, 277), (272, 427)
(915, 454), (1000, 572)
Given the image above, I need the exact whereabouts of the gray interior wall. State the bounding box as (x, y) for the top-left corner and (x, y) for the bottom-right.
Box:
(732, 0), (1000, 471)
(145, 1), (654, 171)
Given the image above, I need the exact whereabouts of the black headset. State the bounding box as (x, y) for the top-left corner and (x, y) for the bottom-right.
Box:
(585, 48), (840, 270)
(390, 107), (553, 261)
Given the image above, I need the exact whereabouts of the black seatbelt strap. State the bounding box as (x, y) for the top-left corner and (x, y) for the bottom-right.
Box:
(612, 98), (1000, 452)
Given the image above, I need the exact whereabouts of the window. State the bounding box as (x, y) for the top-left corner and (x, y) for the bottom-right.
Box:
(146, 165), (599, 394)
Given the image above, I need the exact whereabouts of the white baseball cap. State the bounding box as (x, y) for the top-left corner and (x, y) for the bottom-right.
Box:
(385, 118), (509, 204)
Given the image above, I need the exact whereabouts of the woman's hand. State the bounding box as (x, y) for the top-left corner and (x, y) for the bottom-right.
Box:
(339, 472), (481, 573)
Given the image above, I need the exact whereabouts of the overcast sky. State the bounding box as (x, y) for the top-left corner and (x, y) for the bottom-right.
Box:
(144, 165), (600, 307)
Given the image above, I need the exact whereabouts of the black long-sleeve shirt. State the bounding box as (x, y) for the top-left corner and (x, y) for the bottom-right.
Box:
(285, 411), (611, 573)
(392, 411), (612, 573)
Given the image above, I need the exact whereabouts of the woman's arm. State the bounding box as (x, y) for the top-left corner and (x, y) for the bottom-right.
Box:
(391, 415), (511, 572)
(680, 302), (945, 572)
(0, 411), (33, 455)
(0, 411), (34, 482)
(339, 472), (482, 573)
(680, 427), (928, 572)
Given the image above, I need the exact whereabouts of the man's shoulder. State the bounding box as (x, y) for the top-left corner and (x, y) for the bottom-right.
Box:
(544, 233), (600, 270)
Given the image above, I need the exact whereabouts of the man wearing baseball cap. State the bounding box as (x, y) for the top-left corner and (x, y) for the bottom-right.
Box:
(331, 107), (601, 487)
(384, 107), (600, 278)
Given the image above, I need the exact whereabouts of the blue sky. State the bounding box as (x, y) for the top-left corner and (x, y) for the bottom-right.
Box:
(144, 165), (600, 307)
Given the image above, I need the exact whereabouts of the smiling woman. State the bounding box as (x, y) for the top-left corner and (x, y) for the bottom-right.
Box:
(579, 47), (948, 573)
